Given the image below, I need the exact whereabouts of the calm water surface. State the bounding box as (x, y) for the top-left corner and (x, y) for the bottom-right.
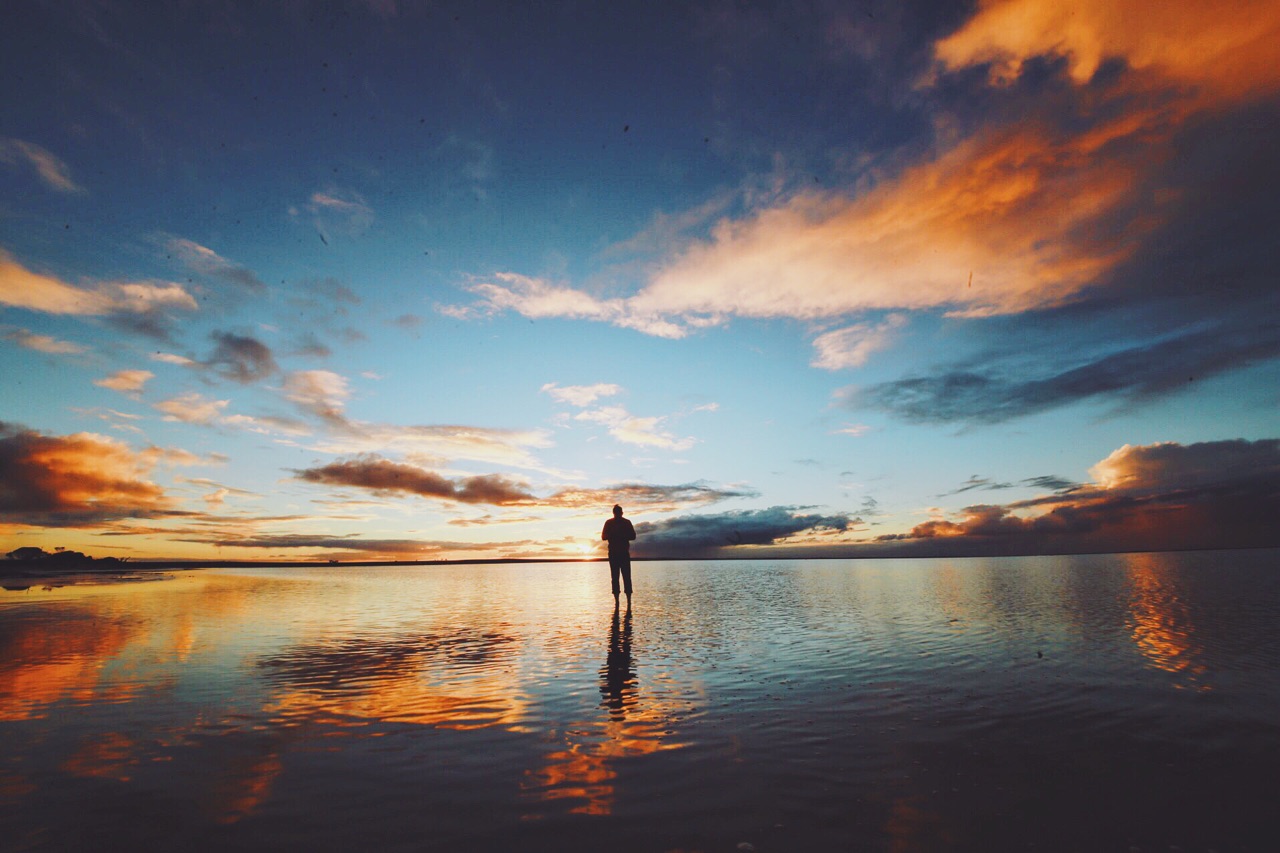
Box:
(2, 551), (1279, 852)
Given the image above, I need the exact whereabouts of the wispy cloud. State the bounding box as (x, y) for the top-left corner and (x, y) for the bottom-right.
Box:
(451, 105), (1157, 336)
(1, 326), (86, 355)
(541, 382), (621, 407)
(283, 370), (349, 424)
(222, 413), (312, 437)
(811, 314), (907, 370)
(174, 533), (505, 559)
(852, 319), (1280, 424)
(0, 137), (83, 192)
(94, 369), (154, 395)
(542, 383), (699, 451)
(293, 187), (374, 241)
(164, 237), (266, 294)
(540, 481), (757, 511)
(574, 405), (695, 451)
(311, 422), (555, 472)
(149, 351), (195, 366)
(0, 250), (197, 318)
(154, 392), (229, 424)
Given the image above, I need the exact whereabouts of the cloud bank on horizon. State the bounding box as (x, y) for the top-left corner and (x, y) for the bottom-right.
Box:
(1, 0), (1277, 562)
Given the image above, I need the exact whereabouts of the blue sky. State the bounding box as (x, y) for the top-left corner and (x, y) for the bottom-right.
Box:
(3, 0), (1278, 561)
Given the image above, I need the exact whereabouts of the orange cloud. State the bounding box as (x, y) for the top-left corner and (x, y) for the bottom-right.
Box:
(458, 103), (1167, 338)
(897, 438), (1280, 554)
(0, 423), (174, 524)
(633, 110), (1158, 323)
(934, 0), (1280, 101)
(452, 0), (1280, 366)
(283, 369), (350, 422)
(95, 369), (154, 394)
(1, 326), (86, 354)
(154, 392), (229, 424)
(0, 250), (197, 316)
(294, 454), (538, 505)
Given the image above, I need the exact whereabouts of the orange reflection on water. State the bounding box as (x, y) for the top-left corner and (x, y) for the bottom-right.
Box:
(523, 602), (688, 816)
(265, 675), (531, 731)
(259, 625), (532, 731)
(207, 750), (285, 825)
(1126, 552), (1208, 688)
(61, 731), (140, 782)
(0, 615), (139, 721)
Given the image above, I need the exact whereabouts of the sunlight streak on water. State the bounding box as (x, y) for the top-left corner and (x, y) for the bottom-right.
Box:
(2, 552), (1279, 851)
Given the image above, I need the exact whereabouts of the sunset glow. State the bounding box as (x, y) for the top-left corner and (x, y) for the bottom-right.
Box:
(2, 1), (1277, 562)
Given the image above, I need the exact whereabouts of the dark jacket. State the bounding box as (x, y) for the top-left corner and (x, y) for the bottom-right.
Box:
(602, 517), (636, 552)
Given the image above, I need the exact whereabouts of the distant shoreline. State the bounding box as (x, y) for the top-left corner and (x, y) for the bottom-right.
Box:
(4, 544), (1278, 590)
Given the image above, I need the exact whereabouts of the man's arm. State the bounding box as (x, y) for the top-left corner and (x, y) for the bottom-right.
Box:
(626, 519), (636, 540)
(602, 519), (611, 541)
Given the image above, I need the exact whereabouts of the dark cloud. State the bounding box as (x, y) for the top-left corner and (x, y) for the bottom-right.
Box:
(1022, 475), (1082, 493)
(293, 456), (754, 512)
(939, 474), (1080, 497)
(940, 475), (1014, 496)
(106, 311), (182, 343)
(205, 264), (264, 294)
(203, 331), (278, 384)
(298, 276), (360, 307)
(882, 439), (1280, 555)
(856, 319), (1280, 424)
(336, 326), (367, 344)
(289, 332), (332, 359)
(293, 455), (537, 506)
(635, 506), (852, 557)
(165, 237), (266, 295)
(0, 421), (175, 526)
(846, 75), (1280, 428)
(391, 314), (425, 330)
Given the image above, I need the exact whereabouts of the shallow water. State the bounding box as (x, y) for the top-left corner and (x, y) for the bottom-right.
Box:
(2, 551), (1279, 852)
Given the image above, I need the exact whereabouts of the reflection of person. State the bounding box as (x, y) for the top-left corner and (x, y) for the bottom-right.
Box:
(600, 596), (634, 717)
(601, 504), (636, 596)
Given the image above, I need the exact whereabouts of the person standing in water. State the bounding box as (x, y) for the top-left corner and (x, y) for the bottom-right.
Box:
(601, 504), (636, 597)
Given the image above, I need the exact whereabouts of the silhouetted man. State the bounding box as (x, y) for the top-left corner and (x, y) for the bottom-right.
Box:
(601, 504), (636, 596)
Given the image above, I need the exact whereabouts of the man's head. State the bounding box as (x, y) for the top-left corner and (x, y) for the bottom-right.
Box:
(613, 504), (623, 517)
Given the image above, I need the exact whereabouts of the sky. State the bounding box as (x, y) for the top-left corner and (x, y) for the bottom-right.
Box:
(2, 0), (1278, 562)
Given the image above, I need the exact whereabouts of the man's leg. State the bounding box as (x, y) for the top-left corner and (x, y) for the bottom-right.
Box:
(609, 555), (621, 594)
(620, 556), (632, 595)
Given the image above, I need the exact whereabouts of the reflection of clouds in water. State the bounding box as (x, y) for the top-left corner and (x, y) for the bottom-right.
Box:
(0, 612), (141, 721)
(205, 747), (284, 825)
(1125, 552), (1208, 689)
(61, 731), (140, 782)
(522, 603), (688, 816)
(258, 627), (530, 730)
